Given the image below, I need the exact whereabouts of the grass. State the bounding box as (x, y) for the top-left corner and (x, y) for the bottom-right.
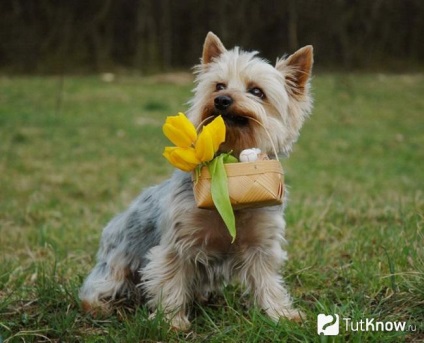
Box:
(0, 73), (423, 342)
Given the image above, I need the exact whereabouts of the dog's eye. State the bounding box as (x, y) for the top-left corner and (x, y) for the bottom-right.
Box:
(215, 83), (226, 91)
(249, 87), (265, 99)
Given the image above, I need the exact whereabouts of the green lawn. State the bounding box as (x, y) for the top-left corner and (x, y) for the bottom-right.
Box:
(0, 73), (423, 342)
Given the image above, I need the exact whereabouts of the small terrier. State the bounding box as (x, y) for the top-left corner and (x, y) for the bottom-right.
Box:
(80, 32), (313, 330)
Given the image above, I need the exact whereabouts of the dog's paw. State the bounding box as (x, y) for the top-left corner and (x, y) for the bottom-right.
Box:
(149, 310), (191, 331)
(169, 312), (191, 331)
(266, 307), (306, 323)
(81, 299), (112, 318)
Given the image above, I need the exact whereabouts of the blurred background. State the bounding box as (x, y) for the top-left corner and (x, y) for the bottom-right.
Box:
(1, 0), (423, 74)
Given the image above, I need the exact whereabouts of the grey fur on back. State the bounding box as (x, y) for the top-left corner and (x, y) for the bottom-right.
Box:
(79, 171), (192, 302)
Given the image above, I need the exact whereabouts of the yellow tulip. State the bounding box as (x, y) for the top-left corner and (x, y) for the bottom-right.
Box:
(163, 112), (197, 148)
(162, 113), (226, 172)
(163, 147), (200, 172)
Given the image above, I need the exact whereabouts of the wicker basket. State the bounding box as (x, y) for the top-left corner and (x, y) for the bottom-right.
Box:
(193, 159), (284, 210)
(192, 116), (284, 210)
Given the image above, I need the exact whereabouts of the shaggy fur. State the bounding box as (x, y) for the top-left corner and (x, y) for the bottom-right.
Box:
(79, 32), (313, 330)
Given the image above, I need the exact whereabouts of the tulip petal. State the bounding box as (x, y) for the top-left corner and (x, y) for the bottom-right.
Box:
(163, 146), (199, 172)
(172, 146), (200, 164)
(195, 126), (215, 162)
(163, 123), (192, 148)
(204, 115), (226, 151)
(163, 113), (197, 148)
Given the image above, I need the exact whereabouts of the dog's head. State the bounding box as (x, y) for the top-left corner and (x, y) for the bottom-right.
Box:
(187, 32), (313, 157)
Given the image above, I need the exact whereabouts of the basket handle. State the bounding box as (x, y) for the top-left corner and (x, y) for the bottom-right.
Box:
(196, 115), (280, 160)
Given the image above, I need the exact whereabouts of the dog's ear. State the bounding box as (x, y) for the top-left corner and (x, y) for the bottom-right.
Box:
(276, 45), (313, 98)
(202, 32), (227, 64)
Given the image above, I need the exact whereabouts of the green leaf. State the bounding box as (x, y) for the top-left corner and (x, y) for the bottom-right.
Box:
(208, 155), (236, 242)
(222, 153), (238, 164)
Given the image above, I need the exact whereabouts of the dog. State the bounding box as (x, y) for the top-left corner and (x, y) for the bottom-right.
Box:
(79, 32), (313, 331)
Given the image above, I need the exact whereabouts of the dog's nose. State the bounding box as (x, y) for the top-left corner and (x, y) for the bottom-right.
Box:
(214, 95), (233, 111)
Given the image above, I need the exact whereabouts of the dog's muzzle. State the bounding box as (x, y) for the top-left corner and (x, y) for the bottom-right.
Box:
(214, 95), (249, 126)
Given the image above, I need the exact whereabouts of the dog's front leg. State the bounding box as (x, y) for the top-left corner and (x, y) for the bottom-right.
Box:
(240, 244), (304, 322)
(141, 245), (193, 331)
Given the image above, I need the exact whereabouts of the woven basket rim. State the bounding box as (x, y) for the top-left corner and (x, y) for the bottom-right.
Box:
(193, 159), (284, 180)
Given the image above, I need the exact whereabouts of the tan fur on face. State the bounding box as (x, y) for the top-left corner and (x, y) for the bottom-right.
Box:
(188, 32), (313, 156)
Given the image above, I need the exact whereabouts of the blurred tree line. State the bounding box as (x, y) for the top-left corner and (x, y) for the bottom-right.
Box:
(1, 0), (423, 74)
